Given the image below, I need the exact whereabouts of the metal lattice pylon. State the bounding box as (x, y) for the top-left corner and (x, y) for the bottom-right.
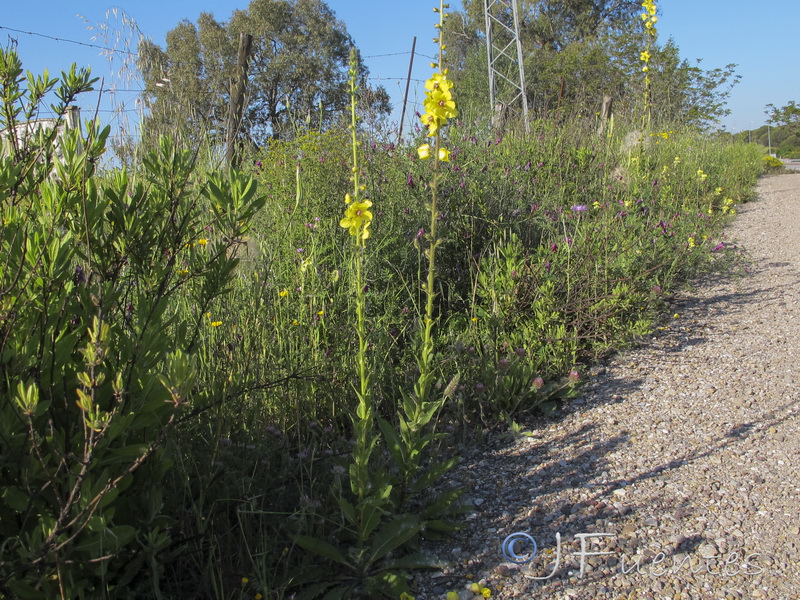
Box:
(484, 0), (529, 132)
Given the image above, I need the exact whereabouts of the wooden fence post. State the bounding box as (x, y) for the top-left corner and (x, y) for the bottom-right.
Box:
(597, 95), (613, 136)
(226, 33), (253, 168)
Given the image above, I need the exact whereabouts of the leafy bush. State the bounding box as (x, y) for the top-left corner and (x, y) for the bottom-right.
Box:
(0, 49), (264, 598)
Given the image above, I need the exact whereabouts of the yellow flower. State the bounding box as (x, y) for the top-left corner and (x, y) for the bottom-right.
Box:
(418, 144), (431, 160)
(279, 289), (288, 297)
(340, 198), (373, 240)
(481, 588), (492, 598)
(688, 237), (696, 248)
(344, 193), (352, 204)
(438, 147), (451, 162)
(640, 50), (651, 62)
(241, 577), (249, 585)
(425, 72), (453, 93)
(317, 310), (324, 316)
(255, 595), (263, 600)
(210, 321), (222, 327)
(292, 319), (299, 326)
(197, 238), (208, 246)
(424, 86), (457, 121)
(420, 111), (444, 136)
(420, 72), (457, 136)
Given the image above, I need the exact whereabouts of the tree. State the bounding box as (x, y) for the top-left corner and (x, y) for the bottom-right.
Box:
(766, 100), (800, 134)
(444, 1), (740, 129)
(460, 0), (643, 51)
(646, 43), (739, 130)
(137, 0), (389, 149)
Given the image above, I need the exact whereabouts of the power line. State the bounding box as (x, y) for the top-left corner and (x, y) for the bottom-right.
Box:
(368, 77), (426, 83)
(0, 25), (137, 57)
(2, 25), (438, 64)
(363, 51), (412, 59)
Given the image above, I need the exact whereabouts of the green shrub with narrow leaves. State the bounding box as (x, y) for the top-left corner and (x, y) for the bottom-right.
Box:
(0, 48), (265, 599)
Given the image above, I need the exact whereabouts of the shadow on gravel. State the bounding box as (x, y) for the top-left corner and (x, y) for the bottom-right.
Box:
(425, 261), (800, 595)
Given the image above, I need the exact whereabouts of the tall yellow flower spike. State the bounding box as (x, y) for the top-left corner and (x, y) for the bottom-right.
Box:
(340, 48), (373, 244)
(418, 2), (457, 161)
(639, 0), (657, 127)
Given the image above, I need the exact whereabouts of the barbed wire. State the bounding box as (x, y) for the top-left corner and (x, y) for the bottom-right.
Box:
(2, 25), (437, 63)
(0, 25), (137, 57)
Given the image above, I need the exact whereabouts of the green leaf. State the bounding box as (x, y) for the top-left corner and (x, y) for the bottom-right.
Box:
(421, 487), (463, 519)
(380, 552), (444, 571)
(538, 400), (559, 415)
(336, 496), (356, 525)
(368, 514), (420, 563)
(364, 570), (411, 598)
(378, 417), (407, 467)
(292, 581), (340, 600)
(293, 535), (351, 567)
(320, 585), (351, 600)
(422, 519), (461, 533)
(2, 486), (30, 512)
(411, 457), (457, 495)
(7, 578), (46, 599)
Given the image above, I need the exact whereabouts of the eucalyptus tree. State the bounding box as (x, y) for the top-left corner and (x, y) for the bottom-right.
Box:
(137, 0), (389, 150)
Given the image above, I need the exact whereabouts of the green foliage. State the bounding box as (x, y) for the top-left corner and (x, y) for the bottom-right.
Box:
(447, 1), (739, 129)
(137, 0), (390, 150)
(0, 48), (264, 599)
(766, 100), (800, 134)
(1, 23), (767, 596)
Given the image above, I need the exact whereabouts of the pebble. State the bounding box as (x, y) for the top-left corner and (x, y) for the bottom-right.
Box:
(411, 175), (800, 598)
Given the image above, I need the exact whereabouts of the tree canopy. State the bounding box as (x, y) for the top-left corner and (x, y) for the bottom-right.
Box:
(137, 0), (389, 150)
(444, 0), (738, 129)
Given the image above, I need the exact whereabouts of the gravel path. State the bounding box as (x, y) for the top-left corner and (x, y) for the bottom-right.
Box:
(414, 172), (800, 600)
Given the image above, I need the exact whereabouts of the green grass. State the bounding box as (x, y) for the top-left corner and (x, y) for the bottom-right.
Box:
(0, 42), (765, 596)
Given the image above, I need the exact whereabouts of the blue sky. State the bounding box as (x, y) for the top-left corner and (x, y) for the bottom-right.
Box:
(3, 0), (798, 134)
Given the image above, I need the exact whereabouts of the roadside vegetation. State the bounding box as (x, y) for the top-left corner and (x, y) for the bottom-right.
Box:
(0, 0), (766, 598)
